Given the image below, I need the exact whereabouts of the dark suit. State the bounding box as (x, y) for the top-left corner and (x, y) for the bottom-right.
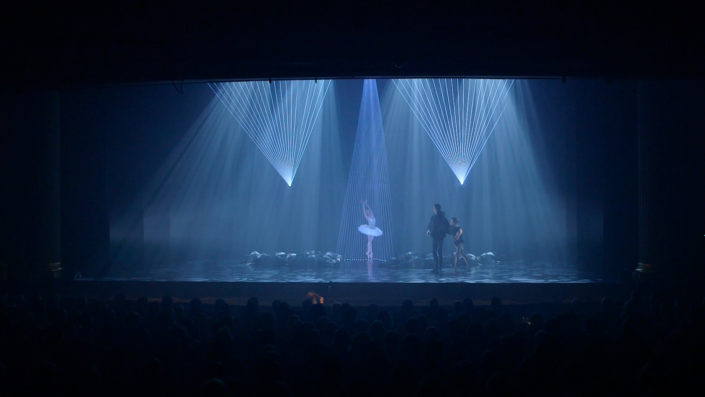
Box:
(428, 211), (449, 268)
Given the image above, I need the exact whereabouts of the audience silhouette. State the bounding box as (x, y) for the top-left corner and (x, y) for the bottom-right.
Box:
(0, 289), (703, 395)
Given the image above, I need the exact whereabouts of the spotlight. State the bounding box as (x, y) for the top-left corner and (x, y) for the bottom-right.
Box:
(337, 80), (394, 261)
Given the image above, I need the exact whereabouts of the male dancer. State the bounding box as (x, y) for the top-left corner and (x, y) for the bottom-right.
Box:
(426, 203), (449, 272)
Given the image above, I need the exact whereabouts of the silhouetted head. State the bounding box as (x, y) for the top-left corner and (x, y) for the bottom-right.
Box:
(202, 378), (228, 397)
(433, 204), (441, 214)
(450, 217), (458, 225)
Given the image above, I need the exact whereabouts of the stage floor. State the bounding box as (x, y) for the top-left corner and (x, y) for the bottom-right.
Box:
(99, 259), (603, 283)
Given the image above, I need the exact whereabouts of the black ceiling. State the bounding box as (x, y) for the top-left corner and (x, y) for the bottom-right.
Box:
(3, 1), (704, 88)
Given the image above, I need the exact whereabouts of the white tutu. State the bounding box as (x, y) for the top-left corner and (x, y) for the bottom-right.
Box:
(358, 224), (383, 237)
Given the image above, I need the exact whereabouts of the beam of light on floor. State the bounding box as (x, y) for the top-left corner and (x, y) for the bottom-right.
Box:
(337, 80), (395, 263)
(392, 78), (514, 184)
(209, 79), (332, 186)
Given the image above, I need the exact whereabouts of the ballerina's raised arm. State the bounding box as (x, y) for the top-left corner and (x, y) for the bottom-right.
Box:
(361, 199), (374, 221)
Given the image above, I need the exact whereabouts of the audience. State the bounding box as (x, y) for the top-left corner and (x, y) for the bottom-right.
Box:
(0, 290), (703, 395)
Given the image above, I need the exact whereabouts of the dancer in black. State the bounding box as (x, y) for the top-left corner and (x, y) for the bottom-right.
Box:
(426, 203), (449, 271)
(450, 217), (471, 270)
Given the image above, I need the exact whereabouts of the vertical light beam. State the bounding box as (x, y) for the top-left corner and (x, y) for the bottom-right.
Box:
(392, 78), (514, 184)
(209, 80), (332, 186)
(337, 80), (394, 261)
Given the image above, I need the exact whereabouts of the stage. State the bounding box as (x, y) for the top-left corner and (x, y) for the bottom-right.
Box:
(98, 256), (602, 284)
(52, 279), (625, 306)
(51, 254), (621, 305)
(31, 77), (669, 307)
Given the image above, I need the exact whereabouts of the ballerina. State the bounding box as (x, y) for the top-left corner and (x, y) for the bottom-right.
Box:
(358, 200), (383, 260)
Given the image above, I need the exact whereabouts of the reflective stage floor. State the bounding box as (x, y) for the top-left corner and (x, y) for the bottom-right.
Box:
(99, 258), (604, 284)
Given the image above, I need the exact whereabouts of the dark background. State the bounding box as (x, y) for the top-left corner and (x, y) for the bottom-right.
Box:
(0, 2), (703, 280)
(2, 2), (704, 86)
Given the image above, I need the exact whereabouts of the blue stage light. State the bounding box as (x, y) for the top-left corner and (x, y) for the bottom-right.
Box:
(392, 79), (514, 184)
(337, 80), (395, 262)
(209, 80), (332, 186)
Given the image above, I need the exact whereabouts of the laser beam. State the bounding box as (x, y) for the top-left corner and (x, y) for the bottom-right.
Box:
(209, 80), (332, 186)
(392, 79), (514, 184)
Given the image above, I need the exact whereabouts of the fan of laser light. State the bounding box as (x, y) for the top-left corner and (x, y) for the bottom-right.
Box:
(209, 80), (332, 186)
(392, 79), (514, 184)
